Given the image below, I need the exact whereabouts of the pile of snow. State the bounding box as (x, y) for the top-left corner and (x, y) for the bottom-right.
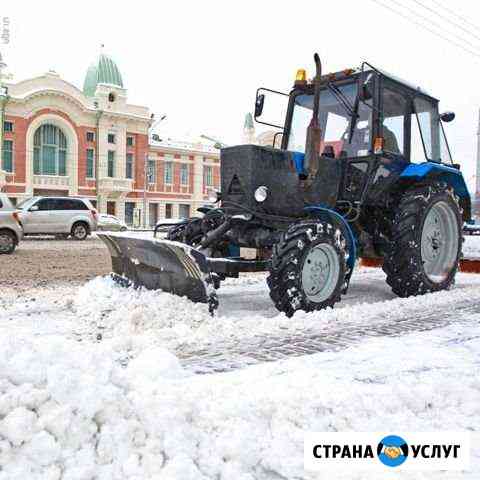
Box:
(72, 275), (480, 356)
(1, 320), (479, 479)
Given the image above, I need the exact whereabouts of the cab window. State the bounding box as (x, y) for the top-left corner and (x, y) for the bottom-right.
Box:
(413, 97), (441, 162)
(382, 88), (407, 156)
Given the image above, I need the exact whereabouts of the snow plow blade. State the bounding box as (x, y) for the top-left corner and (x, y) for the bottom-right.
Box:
(97, 232), (210, 304)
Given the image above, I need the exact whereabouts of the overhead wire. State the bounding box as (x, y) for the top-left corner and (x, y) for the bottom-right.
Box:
(369, 0), (480, 60)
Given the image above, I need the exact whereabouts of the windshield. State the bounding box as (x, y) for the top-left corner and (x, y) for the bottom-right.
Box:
(287, 82), (372, 157)
(16, 197), (37, 209)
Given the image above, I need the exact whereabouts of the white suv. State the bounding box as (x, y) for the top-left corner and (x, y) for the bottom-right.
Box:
(0, 193), (24, 253)
(17, 197), (98, 240)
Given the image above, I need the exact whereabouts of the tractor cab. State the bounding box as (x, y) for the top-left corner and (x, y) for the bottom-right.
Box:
(252, 63), (465, 219)
(256, 65), (455, 166)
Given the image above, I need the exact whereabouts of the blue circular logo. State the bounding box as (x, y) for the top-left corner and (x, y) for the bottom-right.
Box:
(377, 435), (409, 467)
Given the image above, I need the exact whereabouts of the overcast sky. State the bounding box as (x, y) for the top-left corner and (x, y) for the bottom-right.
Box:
(2, 0), (480, 189)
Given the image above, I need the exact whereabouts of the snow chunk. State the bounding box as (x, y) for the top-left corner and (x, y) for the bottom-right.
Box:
(0, 406), (38, 446)
(128, 347), (186, 385)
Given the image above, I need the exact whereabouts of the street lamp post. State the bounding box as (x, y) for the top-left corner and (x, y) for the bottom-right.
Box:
(143, 114), (166, 228)
(94, 102), (103, 212)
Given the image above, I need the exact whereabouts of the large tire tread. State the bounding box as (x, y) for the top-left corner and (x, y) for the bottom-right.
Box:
(267, 220), (347, 317)
(383, 182), (462, 297)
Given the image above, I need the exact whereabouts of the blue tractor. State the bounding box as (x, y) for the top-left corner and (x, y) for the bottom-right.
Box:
(99, 54), (471, 316)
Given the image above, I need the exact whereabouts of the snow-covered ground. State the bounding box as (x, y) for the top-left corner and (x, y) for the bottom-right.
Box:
(463, 235), (480, 259)
(1, 267), (480, 478)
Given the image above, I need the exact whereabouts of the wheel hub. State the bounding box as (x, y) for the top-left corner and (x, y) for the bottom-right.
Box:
(421, 201), (458, 282)
(75, 226), (86, 237)
(0, 234), (13, 252)
(301, 243), (340, 303)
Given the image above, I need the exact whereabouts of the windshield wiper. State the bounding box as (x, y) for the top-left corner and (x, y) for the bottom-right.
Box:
(326, 83), (360, 144)
(326, 83), (355, 117)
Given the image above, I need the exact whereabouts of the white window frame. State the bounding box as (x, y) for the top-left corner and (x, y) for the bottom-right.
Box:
(147, 158), (156, 184)
(2, 139), (14, 173)
(126, 136), (135, 147)
(4, 121), (14, 133)
(204, 165), (213, 187)
(164, 161), (173, 185)
(107, 150), (115, 177)
(108, 133), (116, 144)
(86, 148), (95, 179)
(180, 163), (189, 186)
(86, 131), (95, 142)
(126, 153), (134, 179)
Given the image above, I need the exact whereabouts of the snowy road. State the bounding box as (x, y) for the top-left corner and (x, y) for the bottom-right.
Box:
(181, 300), (480, 374)
(2, 263), (480, 478)
(2, 267), (480, 369)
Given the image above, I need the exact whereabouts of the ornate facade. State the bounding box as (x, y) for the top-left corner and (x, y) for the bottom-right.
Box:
(0, 54), (220, 225)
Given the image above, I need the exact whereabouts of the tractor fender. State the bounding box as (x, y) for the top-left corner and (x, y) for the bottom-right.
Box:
(399, 162), (471, 221)
(303, 206), (357, 272)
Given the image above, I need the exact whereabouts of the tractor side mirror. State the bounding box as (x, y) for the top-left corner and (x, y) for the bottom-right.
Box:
(440, 111), (455, 123)
(254, 88), (289, 130)
(358, 72), (374, 102)
(255, 94), (265, 118)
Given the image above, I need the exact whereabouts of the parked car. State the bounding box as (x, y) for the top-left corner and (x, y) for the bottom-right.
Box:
(0, 194), (23, 253)
(17, 196), (98, 240)
(97, 214), (128, 232)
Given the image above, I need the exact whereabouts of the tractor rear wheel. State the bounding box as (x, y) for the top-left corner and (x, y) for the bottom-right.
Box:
(383, 183), (462, 297)
(267, 220), (347, 317)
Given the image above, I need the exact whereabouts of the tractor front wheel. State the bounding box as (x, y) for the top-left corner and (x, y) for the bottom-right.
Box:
(383, 183), (462, 297)
(267, 221), (347, 317)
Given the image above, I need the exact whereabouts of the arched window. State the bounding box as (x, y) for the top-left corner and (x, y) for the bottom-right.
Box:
(33, 124), (67, 176)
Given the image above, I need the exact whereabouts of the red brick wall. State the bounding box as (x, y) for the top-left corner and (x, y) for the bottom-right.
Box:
(173, 162), (181, 193)
(134, 134), (149, 190)
(2, 109), (216, 205)
(4, 115), (28, 184)
(77, 126), (95, 188)
(188, 156), (194, 194)
(213, 165), (220, 188)
(157, 153), (165, 192)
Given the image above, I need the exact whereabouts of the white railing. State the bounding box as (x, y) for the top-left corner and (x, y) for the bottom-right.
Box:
(33, 175), (70, 187)
(98, 177), (133, 192)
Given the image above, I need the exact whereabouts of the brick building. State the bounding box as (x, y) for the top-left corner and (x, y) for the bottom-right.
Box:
(0, 53), (220, 226)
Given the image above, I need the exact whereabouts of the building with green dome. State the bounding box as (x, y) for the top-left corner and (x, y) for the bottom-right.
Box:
(83, 53), (124, 97)
(0, 52), (220, 227)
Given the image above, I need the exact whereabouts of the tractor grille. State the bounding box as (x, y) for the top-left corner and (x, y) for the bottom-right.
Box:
(220, 145), (304, 216)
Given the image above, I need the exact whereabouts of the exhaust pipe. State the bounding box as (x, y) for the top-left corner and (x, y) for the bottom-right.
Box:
(302, 53), (322, 181)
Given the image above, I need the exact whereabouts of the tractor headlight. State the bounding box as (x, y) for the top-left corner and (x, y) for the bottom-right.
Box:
(208, 189), (221, 203)
(254, 186), (268, 203)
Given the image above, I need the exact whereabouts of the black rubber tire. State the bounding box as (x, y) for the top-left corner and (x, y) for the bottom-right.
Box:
(383, 183), (462, 297)
(0, 229), (16, 254)
(267, 220), (347, 317)
(71, 222), (89, 241)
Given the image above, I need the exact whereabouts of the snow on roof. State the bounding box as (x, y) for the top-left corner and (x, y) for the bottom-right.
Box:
(149, 136), (219, 154)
